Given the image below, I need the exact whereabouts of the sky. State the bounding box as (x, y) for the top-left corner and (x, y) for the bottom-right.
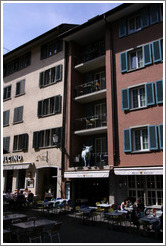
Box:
(2, 1), (122, 54)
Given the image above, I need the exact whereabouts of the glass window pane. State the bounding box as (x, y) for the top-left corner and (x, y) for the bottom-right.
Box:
(137, 50), (143, 67)
(142, 128), (148, 149)
(134, 130), (141, 150)
(139, 87), (146, 106)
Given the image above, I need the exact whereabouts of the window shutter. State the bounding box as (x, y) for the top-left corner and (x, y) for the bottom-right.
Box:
(38, 100), (43, 117)
(158, 124), (163, 150)
(145, 82), (155, 106)
(150, 4), (159, 24)
(56, 127), (62, 145)
(143, 43), (152, 65)
(152, 40), (162, 63)
(155, 80), (163, 104)
(3, 137), (10, 153)
(119, 18), (127, 37)
(121, 89), (130, 110)
(141, 7), (149, 28)
(148, 125), (158, 150)
(13, 106), (23, 123)
(39, 72), (44, 88)
(123, 129), (132, 152)
(120, 52), (128, 73)
(56, 65), (62, 82)
(33, 131), (39, 149)
(3, 110), (10, 126)
(22, 134), (28, 151)
(54, 95), (62, 113)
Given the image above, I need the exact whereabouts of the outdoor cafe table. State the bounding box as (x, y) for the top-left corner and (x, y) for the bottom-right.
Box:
(97, 203), (112, 208)
(104, 210), (128, 225)
(139, 216), (159, 225)
(12, 219), (56, 242)
(3, 213), (28, 223)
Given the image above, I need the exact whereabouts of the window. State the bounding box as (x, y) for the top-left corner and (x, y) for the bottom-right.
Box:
(41, 39), (63, 59)
(121, 82), (155, 111)
(123, 125), (160, 153)
(132, 128), (149, 151)
(13, 134), (28, 151)
(33, 127), (62, 149)
(13, 106), (23, 124)
(152, 39), (163, 63)
(16, 80), (25, 96)
(3, 110), (10, 126)
(3, 52), (31, 77)
(3, 85), (11, 100)
(39, 65), (62, 88)
(147, 176), (163, 206)
(3, 137), (10, 153)
(128, 176), (144, 202)
(128, 14), (141, 34)
(38, 95), (61, 118)
(128, 48), (143, 70)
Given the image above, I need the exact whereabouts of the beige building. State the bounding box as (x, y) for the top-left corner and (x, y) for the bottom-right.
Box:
(3, 24), (76, 200)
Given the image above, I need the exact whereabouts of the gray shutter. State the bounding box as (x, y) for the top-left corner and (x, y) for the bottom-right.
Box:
(39, 72), (44, 88)
(121, 89), (130, 110)
(38, 100), (43, 117)
(54, 95), (62, 113)
(143, 43), (152, 65)
(145, 82), (155, 106)
(3, 137), (10, 153)
(123, 129), (132, 152)
(3, 110), (10, 126)
(56, 65), (62, 82)
(158, 124), (163, 150)
(22, 134), (28, 151)
(119, 18), (127, 37)
(155, 80), (163, 104)
(33, 131), (39, 149)
(141, 7), (149, 28)
(120, 52), (128, 73)
(148, 125), (158, 150)
(152, 40), (162, 63)
(13, 106), (23, 123)
(150, 4), (159, 24)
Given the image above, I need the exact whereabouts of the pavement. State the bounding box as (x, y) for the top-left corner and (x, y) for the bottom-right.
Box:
(4, 207), (163, 244)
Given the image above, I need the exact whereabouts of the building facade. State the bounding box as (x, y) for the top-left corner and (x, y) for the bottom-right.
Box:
(62, 3), (163, 207)
(3, 24), (77, 200)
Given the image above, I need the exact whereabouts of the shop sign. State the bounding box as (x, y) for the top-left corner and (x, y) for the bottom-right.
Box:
(3, 155), (23, 163)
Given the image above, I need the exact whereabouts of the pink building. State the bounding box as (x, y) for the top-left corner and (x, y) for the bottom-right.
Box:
(62, 3), (163, 207)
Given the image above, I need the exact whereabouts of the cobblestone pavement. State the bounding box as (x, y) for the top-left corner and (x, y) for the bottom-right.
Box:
(5, 208), (163, 244)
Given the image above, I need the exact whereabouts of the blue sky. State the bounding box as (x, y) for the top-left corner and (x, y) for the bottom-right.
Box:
(3, 2), (122, 53)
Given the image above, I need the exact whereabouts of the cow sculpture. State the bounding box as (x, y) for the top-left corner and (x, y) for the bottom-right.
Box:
(81, 146), (92, 167)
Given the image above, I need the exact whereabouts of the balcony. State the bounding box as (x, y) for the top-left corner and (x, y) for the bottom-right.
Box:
(75, 78), (106, 103)
(74, 113), (107, 136)
(73, 152), (108, 168)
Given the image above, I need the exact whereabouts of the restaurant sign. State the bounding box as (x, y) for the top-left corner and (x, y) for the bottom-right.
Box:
(3, 155), (23, 163)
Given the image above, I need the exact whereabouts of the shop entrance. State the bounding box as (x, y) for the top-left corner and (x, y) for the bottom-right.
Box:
(74, 178), (109, 206)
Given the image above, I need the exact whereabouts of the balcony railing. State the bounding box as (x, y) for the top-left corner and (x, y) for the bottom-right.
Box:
(75, 113), (107, 132)
(75, 78), (106, 97)
(73, 152), (108, 167)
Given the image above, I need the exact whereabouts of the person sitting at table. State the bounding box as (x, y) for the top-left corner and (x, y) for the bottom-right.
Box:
(152, 206), (163, 237)
(23, 187), (29, 199)
(5, 189), (15, 209)
(120, 199), (127, 210)
(131, 205), (140, 229)
(16, 190), (26, 209)
(134, 198), (144, 212)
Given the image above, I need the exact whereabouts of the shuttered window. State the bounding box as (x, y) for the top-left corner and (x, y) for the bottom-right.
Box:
(13, 106), (23, 123)
(158, 124), (163, 150)
(39, 64), (63, 88)
(120, 52), (128, 73)
(3, 110), (10, 126)
(148, 125), (158, 150)
(143, 44), (152, 65)
(152, 39), (162, 63)
(145, 82), (155, 106)
(16, 80), (25, 96)
(123, 129), (132, 152)
(3, 137), (10, 153)
(121, 89), (130, 110)
(13, 133), (28, 151)
(37, 95), (62, 118)
(150, 4), (159, 24)
(141, 7), (149, 28)
(155, 80), (163, 104)
(3, 85), (11, 100)
(119, 18), (127, 37)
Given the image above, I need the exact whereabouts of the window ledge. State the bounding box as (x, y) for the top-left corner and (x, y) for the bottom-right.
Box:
(15, 93), (25, 98)
(129, 106), (148, 112)
(13, 121), (23, 125)
(3, 98), (12, 102)
(131, 150), (150, 154)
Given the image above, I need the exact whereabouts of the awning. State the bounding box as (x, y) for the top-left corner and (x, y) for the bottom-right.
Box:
(64, 170), (110, 178)
(3, 163), (30, 170)
(114, 167), (163, 175)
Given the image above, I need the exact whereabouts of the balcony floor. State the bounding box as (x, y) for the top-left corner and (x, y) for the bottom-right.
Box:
(75, 89), (106, 103)
(74, 126), (107, 136)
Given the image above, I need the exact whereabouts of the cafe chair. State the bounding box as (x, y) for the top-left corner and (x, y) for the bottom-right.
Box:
(11, 219), (22, 242)
(46, 222), (62, 243)
(29, 226), (43, 243)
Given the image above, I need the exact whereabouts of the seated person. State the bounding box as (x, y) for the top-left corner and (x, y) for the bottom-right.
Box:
(131, 205), (140, 229)
(120, 199), (126, 210)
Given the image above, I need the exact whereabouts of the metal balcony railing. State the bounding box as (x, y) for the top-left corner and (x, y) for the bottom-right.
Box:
(73, 152), (108, 167)
(74, 113), (107, 132)
(75, 78), (106, 97)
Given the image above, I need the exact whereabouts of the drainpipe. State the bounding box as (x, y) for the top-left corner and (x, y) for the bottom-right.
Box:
(103, 15), (119, 166)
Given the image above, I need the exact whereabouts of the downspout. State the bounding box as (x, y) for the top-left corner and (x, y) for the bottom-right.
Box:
(103, 14), (119, 167)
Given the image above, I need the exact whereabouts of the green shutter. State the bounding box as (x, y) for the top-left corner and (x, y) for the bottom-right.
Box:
(123, 129), (132, 152)
(121, 89), (130, 110)
(155, 80), (163, 104)
(119, 18), (127, 37)
(120, 52), (128, 73)
(145, 82), (155, 106)
(141, 7), (149, 28)
(152, 39), (162, 63)
(158, 124), (163, 150)
(150, 4), (159, 24)
(148, 125), (158, 150)
(143, 43), (152, 65)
